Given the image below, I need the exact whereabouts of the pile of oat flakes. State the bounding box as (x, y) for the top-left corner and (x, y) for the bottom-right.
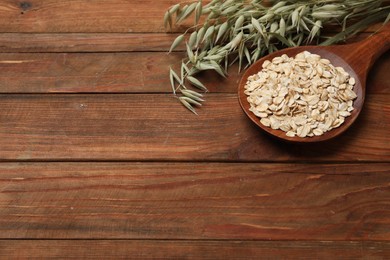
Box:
(244, 51), (357, 137)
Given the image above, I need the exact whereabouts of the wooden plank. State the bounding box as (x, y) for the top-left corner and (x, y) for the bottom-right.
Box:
(0, 1), (387, 33)
(0, 33), (179, 53)
(0, 33), (375, 53)
(369, 50), (390, 94)
(0, 52), (237, 93)
(0, 94), (389, 162)
(0, 51), (388, 93)
(0, 240), (389, 259)
(0, 162), (389, 240)
(0, 0), (179, 33)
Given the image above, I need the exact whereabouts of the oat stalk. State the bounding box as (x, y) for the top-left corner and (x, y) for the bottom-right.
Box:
(164, 0), (390, 114)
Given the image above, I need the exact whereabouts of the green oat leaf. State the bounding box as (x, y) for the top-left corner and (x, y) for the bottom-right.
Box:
(187, 76), (208, 91)
(203, 25), (215, 43)
(216, 21), (228, 43)
(169, 3), (180, 15)
(181, 89), (205, 102)
(196, 27), (206, 47)
(195, 1), (202, 24)
(181, 62), (190, 79)
(169, 67), (181, 94)
(188, 31), (197, 48)
(169, 34), (184, 53)
(251, 17), (262, 33)
(244, 46), (251, 65)
(221, 5), (237, 16)
(180, 96), (202, 107)
(235, 15), (245, 31)
(179, 97), (198, 115)
(186, 43), (195, 63)
(177, 3), (197, 24)
(229, 31), (243, 50)
(164, 11), (172, 29)
(183, 89), (203, 98)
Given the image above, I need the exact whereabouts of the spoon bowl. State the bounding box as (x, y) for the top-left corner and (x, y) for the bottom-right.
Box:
(238, 25), (390, 142)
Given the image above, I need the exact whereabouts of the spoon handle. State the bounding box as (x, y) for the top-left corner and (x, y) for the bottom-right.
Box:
(334, 23), (390, 80)
(357, 23), (390, 70)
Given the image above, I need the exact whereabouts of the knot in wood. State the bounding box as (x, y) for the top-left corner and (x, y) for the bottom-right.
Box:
(20, 2), (32, 14)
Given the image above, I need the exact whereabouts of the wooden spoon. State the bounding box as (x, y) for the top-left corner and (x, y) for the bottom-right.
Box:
(238, 24), (390, 142)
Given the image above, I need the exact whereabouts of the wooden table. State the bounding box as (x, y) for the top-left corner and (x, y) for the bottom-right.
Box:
(0, 1), (389, 258)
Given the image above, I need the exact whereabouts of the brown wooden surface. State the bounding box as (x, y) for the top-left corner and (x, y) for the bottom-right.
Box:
(0, 51), (387, 93)
(0, 0), (387, 33)
(0, 0), (179, 33)
(0, 33), (179, 52)
(0, 162), (389, 240)
(0, 0), (389, 258)
(0, 94), (389, 162)
(0, 33), (376, 53)
(1, 240), (389, 259)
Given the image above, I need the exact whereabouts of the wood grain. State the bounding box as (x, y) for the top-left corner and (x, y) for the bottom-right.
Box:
(0, 162), (389, 240)
(0, 0), (387, 33)
(0, 52), (236, 93)
(0, 33), (375, 53)
(0, 94), (389, 162)
(0, 33), (180, 53)
(0, 0), (388, 257)
(0, 0), (180, 33)
(0, 240), (389, 259)
(0, 51), (388, 93)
